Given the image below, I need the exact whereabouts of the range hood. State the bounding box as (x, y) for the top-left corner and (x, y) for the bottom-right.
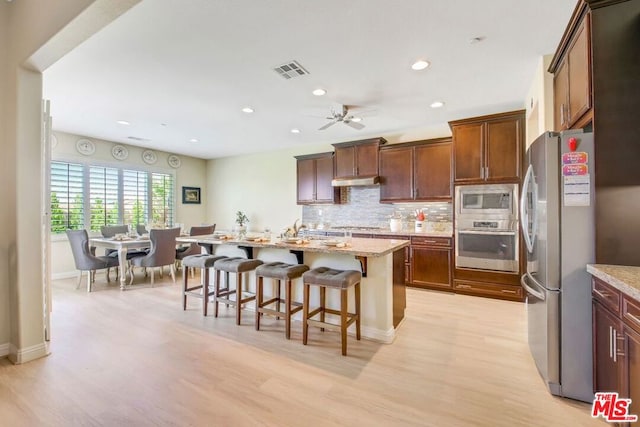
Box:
(331, 175), (380, 187)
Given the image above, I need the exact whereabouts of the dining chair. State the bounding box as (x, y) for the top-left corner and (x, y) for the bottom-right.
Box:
(136, 224), (148, 236)
(66, 229), (120, 292)
(129, 227), (181, 286)
(100, 224), (148, 280)
(176, 224), (216, 276)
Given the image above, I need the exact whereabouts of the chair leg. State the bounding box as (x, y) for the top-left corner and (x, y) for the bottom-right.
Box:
(275, 279), (281, 313)
(150, 268), (155, 286)
(355, 282), (361, 340)
(341, 288), (348, 356)
(129, 266), (135, 286)
(182, 267), (188, 311)
(106, 268), (111, 283)
(320, 286), (326, 332)
(235, 273), (242, 325)
(170, 264), (176, 283)
(303, 283), (310, 345)
(214, 269), (220, 318)
(159, 267), (163, 278)
(255, 276), (263, 331)
(86, 271), (92, 293)
(203, 268), (209, 316)
(76, 271), (83, 289)
(285, 279), (292, 340)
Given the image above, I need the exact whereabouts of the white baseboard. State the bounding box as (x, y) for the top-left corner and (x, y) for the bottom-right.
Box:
(8, 342), (49, 364)
(0, 343), (9, 357)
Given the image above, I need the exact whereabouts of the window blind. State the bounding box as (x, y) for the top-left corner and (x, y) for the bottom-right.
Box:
(89, 166), (119, 231)
(50, 161), (84, 232)
(151, 173), (174, 227)
(123, 169), (148, 227)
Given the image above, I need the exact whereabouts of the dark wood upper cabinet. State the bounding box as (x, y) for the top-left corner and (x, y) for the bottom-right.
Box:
(379, 138), (452, 203)
(332, 137), (386, 178)
(294, 152), (340, 205)
(551, 10), (591, 131)
(379, 146), (413, 201)
(449, 110), (524, 184)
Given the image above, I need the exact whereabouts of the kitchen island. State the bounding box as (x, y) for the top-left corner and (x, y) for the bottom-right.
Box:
(177, 235), (409, 343)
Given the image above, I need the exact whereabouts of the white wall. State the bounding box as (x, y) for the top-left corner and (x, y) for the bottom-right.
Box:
(206, 143), (334, 235)
(524, 55), (555, 148)
(1, 0), (139, 363)
(0, 2), (10, 352)
(51, 131), (208, 278)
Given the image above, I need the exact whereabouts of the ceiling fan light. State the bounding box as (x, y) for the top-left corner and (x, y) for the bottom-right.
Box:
(241, 107), (254, 113)
(290, 128), (301, 134)
(430, 101), (445, 108)
(312, 88), (327, 96)
(116, 120), (130, 125)
(351, 117), (362, 122)
(189, 138), (199, 143)
(411, 60), (430, 71)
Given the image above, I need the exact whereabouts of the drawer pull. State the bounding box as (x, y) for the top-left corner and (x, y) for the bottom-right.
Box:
(626, 312), (640, 325)
(593, 288), (613, 301)
(501, 289), (517, 294)
(457, 284), (472, 289)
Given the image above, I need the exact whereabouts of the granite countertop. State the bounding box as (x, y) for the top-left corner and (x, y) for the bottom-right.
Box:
(318, 228), (453, 238)
(587, 264), (640, 301)
(177, 235), (410, 258)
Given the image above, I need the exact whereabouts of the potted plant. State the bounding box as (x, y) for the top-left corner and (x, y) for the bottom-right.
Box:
(235, 211), (249, 233)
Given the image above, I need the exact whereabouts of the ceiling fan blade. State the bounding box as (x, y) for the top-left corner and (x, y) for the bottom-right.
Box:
(345, 121), (365, 130)
(318, 121), (337, 130)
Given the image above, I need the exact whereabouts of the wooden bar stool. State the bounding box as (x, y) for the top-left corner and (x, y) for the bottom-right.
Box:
(255, 262), (309, 339)
(182, 254), (227, 316)
(213, 257), (263, 325)
(302, 267), (362, 356)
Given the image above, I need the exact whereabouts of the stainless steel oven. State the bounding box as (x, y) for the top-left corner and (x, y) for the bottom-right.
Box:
(455, 218), (519, 272)
(455, 183), (518, 217)
(454, 183), (520, 272)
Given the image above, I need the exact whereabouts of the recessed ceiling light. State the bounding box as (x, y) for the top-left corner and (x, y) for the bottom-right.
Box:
(116, 120), (130, 125)
(411, 60), (430, 71)
(430, 101), (445, 108)
(312, 88), (327, 96)
(242, 107), (254, 113)
(351, 117), (362, 122)
(290, 128), (301, 134)
(189, 138), (199, 143)
(469, 36), (485, 44)
(160, 123), (167, 127)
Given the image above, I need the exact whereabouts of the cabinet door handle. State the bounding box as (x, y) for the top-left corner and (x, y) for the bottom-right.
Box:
(415, 188), (419, 198)
(560, 104), (565, 126)
(484, 166), (489, 180)
(626, 312), (640, 325)
(609, 326), (614, 359)
(480, 166), (484, 179)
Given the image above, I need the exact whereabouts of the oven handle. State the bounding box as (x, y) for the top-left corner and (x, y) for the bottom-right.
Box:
(457, 229), (517, 236)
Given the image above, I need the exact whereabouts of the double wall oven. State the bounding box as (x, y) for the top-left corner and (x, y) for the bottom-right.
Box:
(454, 183), (519, 273)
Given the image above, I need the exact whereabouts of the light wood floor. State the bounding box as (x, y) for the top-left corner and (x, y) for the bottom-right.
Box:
(0, 274), (603, 426)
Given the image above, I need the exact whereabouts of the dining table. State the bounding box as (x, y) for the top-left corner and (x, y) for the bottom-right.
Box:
(90, 236), (151, 290)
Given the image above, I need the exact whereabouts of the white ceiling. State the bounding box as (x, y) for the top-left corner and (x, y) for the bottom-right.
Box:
(43, 0), (576, 160)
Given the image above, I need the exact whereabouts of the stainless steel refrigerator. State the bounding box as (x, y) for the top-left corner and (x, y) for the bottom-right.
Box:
(520, 130), (595, 402)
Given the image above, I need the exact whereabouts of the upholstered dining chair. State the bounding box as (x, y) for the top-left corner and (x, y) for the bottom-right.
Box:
(100, 225), (148, 280)
(176, 224), (216, 276)
(129, 227), (181, 286)
(66, 229), (120, 292)
(136, 224), (148, 236)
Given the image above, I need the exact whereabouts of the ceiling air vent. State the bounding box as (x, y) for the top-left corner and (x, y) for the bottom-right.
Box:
(273, 60), (309, 80)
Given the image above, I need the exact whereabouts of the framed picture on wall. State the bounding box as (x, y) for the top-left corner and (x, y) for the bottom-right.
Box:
(182, 186), (201, 204)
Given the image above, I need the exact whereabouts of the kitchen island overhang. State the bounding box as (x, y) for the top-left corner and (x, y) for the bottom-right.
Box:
(177, 236), (409, 343)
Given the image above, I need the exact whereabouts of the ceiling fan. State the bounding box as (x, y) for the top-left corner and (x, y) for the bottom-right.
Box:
(318, 105), (365, 131)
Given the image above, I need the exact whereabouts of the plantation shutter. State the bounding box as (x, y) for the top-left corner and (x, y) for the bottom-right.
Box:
(122, 169), (148, 227)
(50, 161), (84, 232)
(151, 173), (174, 227)
(89, 166), (120, 231)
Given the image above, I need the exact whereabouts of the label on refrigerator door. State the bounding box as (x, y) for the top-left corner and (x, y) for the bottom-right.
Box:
(562, 164), (588, 176)
(562, 152), (588, 165)
(563, 174), (591, 206)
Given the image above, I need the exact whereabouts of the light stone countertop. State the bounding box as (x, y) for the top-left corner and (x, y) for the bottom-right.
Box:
(177, 235), (410, 258)
(586, 264), (640, 301)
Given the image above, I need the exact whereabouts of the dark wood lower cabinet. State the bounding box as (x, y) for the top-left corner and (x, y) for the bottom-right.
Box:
(592, 276), (640, 426)
(410, 237), (452, 290)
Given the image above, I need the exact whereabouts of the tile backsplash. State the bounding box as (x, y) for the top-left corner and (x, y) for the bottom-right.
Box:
(302, 186), (452, 230)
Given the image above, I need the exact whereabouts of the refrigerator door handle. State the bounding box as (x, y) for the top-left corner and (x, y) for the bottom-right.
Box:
(521, 273), (545, 301)
(520, 164), (536, 253)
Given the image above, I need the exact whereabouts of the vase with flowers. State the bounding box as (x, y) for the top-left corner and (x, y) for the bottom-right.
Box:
(235, 211), (249, 236)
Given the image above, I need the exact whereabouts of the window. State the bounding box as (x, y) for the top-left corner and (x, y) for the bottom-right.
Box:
(152, 173), (174, 227)
(89, 166), (119, 231)
(50, 161), (175, 234)
(123, 169), (149, 228)
(50, 161), (84, 232)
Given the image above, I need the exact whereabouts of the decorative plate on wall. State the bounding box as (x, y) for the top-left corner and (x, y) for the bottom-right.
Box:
(111, 144), (129, 161)
(76, 138), (95, 156)
(142, 149), (157, 165)
(167, 154), (181, 168)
